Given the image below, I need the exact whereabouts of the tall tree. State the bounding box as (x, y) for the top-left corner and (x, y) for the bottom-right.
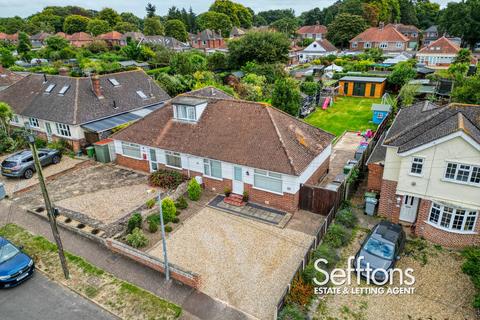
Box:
(97, 8), (121, 27)
(145, 3), (156, 18)
(120, 12), (142, 29)
(87, 19), (112, 36)
(399, 0), (419, 25)
(438, 0), (480, 49)
(143, 17), (164, 36)
(209, 0), (253, 28)
(299, 8), (324, 26)
(0, 102), (13, 136)
(270, 17), (299, 37)
(0, 47), (15, 67)
(17, 32), (32, 56)
(114, 22), (138, 33)
(164, 19), (189, 42)
(327, 13), (368, 49)
(454, 48), (473, 64)
(256, 9), (295, 25)
(415, 0), (440, 29)
(63, 15), (90, 34)
(272, 77), (302, 116)
(196, 11), (232, 37)
(451, 75), (480, 104)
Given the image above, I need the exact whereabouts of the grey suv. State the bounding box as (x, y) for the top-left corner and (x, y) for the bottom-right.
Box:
(1, 149), (62, 179)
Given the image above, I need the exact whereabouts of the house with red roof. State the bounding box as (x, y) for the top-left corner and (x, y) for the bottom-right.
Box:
(68, 32), (93, 47)
(349, 23), (409, 53)
(297, 23), (327, 41)
(0, 32), (19, 44)
(190, 29), (226, 51)
(96, 31), (124, 47)
(416, 36), (462, 69)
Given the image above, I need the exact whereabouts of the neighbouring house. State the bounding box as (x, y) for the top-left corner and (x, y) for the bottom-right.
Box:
(0, 65), (25, 91)
(298, 39), (338, 63)
(349, 23), (409, 53)
(0, 32), (18, 44)
(366, 131), (387, 193)
(297, 23), (328, 41)
(377, 101), (480, 248)
(383, 53), (411, 65)
(122, 32), (145, 42)
(30, 32), (52, 48)
(230, 26), (246, 38)
(422, 26), (439, 47)
(96, 31), (124, 47)
(338, 76), (386, 98)
(118, 60), (150, 70)
(68, 32), (94, 47)
(142, 36), (190, 51)
(111, 87), (335, 213)
(390, 23), (420, 50)
(0, 70), (170, 152)
(190, 29), (225, 50)
(416, 36), (461, 69)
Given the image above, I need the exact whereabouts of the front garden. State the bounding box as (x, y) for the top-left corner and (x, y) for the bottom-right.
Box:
(305, 96), (381, 137)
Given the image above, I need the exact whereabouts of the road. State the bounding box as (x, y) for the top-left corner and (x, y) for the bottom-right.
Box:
(0, 271), (116, 320)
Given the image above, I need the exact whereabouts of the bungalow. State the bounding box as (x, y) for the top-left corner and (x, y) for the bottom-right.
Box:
(298, 39), (338, 63)
(30, 32), (52, 48)
(416, 36), (461, 69)
(0, 70), (170, 152)
(96, 31), (123, 47)
(390, 23), (420, 50)
(68, 32), (93, 47)
(349, 23), (408, 53)
(0, 32), (18, 44)
(375, 101), (480, 248)
(297, 23), (328, 41)
(190, 29), (225, 50)
(338, 76), (386, 98)
(111, 88), (334, 213)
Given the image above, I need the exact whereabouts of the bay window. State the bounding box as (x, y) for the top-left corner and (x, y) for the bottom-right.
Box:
(254, 169), (282, 194)
(203, 159), (222, 179)
(121, 142), (141, 159)
(165, 151), (182, 168)
(428, 202), (477, 232)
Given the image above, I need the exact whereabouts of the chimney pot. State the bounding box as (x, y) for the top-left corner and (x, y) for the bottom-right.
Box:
(59, 67), (69, 76)
(92, 75), (103, 99)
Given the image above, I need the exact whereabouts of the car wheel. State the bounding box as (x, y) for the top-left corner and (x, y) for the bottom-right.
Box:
(23, 169), (34, 179)
(52, 155), (60, 164)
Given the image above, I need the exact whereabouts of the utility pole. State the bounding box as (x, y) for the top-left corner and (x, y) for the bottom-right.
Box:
(26, 129), (69, 279)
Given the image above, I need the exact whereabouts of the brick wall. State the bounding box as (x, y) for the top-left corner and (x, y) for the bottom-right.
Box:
(116, 154), (150, 172)
(306, 156), (330, 185)
(367, 163), (384, 192)
(33, 130), (86, 153)
(244, 184), (299, 213)
(378, 179), (401, 223)
(414, 199), (480, 248)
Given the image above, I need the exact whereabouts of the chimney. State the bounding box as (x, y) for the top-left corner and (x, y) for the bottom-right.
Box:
(0, 64), (3, 74)
(59, 67), (69, 76)
(91, 74), (103, 99)
(379, 22), (385, 29)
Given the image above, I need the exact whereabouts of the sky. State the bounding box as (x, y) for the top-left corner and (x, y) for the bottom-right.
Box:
(0, 0), (453, 18)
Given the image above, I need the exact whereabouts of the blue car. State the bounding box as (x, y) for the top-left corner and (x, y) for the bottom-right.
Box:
(0, 237), (35, 288)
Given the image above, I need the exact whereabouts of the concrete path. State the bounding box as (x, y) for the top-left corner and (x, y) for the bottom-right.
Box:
(0, 272), (116, 320)
(0, 200), (251, 320)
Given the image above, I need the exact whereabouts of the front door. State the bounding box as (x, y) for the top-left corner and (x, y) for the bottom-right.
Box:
(399, 196), (419, 223)
(353, 82), (366, 96)
(149, 148), (158, 172)
(232, 166), (244, 195)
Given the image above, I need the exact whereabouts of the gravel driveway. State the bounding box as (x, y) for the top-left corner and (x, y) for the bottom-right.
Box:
(148, 207), (314, 319)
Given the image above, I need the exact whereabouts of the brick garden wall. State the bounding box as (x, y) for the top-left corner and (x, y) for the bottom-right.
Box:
(116, 154), (150, 172)
(367, 163), (384, 192)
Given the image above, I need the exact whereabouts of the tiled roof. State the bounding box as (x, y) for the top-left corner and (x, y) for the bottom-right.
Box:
(0, 32), (18, 41)
(30, 32), (52, 41)
(302, 39), (338, 53)
(97, 31), (123, 41)
(350, 25), (409, 43)
(0, 70), (25, 89)
(68, 32), (93, 41)
(192, 29), (223, 41)
(417, 36), (460, 55)
(112, 93), (334, 175)
(297, 25), (328, 35)
(384, 101), (480, 153)
(0, 70), (170, 125)
(389, 23), (419, 34)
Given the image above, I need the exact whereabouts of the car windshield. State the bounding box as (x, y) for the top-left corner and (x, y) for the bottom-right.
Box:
(0, 243), (20, 264)
(364, 237), (394, 260)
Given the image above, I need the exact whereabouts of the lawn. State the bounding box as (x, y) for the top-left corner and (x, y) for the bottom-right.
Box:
(305, 96), (381, 136)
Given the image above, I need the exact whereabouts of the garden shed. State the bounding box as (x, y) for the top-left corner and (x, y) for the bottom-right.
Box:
(371, 103), (392, 124)
(338, 76), (387, 98)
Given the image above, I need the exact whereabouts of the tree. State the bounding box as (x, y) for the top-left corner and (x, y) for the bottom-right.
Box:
(45, 35), (69, 51)
(145, 3), (156, 18)
(372, 0), (401, 23)
(327, 13), (368, 49)
(454, 48), (473, 64)
(0, 48), (15, 67)
(17, 32), (31, 56)
(451, 75), (480, 104)
(63, 15), (90, 34)
(299, 8), (323, 26)
(228, 31), (290, 68)
(164, 19), (188, 42)
(170, 52), (208, 75)
(207, 52), (228, 71)
(362, 3), (380, 26)
(257, 9), (295, 25)
(438, 0), (480, 49)
(114, 22), (138, 33)
(270, 17), (299, 37)
(143, 17), (164, 36)
(29, 13), (63, 33)
(86, 40), (108, 53)
(97, 8), (121, 27)
(415, 0), (440, 29)
(388, 61), (417, 88)
(300, 81), (320, 96)
(272, 77), (302, 116)
(209, 0), (253, 28)
(0, 102), (13, 136)
(398, 83), (419, 106)
(87, 19), (111, 36)
(399, 0), (419, 25)
(196, 12), (232, 37)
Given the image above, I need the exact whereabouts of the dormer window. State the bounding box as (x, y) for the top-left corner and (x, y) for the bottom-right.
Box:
(172, 96), (208, 123)
(176, 105), (196, 121)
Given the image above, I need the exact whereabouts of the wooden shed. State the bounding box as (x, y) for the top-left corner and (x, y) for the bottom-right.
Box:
(338, 76), (387, 98)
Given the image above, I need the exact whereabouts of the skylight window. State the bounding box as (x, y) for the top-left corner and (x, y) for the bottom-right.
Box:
(136, 90), (148, 99)
(109, 78), (120, 87)
(58, 85), (70, 95)
(45, 84), (56, 93)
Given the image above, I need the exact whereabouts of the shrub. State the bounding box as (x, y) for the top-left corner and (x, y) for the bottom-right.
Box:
(324, 223), (351, 248)
(147, 218), (158, 233)
(278, 303), (306, 320)
(162, 197), (177, 223)
(126, 228), (148, 248)
(165, 225), (172, 232)
(173, 217), (180, 223)
(224, 187), (231, 197)
(461, 246), (480, 308)
(174, 196), (188, 210)
(336, 208), (358, 229)
(242, 191), (249, 202)
(187, 179), (201, 201)
(301, 263), (322, 284)
(312, 243), (339, 269)
(285, 277), (314, 306)
(148, 169), (187, 189)
(35, 138), (47, 148)
(127, 213), (142, 234)
(145, 198), (156, 209)
(47, 139), (71, 154)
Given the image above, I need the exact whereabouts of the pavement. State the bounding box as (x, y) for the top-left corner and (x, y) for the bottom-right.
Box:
(0, 200), (250, 320)
(0, 272), (116, 320)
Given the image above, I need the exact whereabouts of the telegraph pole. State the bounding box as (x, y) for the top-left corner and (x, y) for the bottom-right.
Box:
(26, 129), (69, 279)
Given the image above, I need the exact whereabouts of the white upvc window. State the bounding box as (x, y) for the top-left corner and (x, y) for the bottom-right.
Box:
(253, 169), (282, 194)
(55, 123), (71, 137)
(121, 142), (141, 159)
(410, 157), (424, 176)
(428, 202), (477, 232)
(29, 117), (39, 128)
(165, 151), (182, 168)
(396, 42), (404, 48)
(379, 42), (388, 49)
(444, 162), (480, 186)
(203, 159), (222, 179)
(175, 105), (196, 122)
(11, 114), (19, 123)
(352, 42), (358, 48)
(364, 42), (371, 48)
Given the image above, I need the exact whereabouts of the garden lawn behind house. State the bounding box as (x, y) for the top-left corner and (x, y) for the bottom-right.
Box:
(305, 96), (381, 136)
(0, 224), (181, 320)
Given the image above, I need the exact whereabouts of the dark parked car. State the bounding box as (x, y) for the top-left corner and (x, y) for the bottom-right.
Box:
(0, 237), (35, 288)
(353, 221), (406, 283)
(1, 149), (62, 179)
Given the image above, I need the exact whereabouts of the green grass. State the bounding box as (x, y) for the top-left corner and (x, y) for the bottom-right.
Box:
(305, 96), (381, 136)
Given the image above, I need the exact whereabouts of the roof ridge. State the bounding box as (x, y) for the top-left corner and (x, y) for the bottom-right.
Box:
(265, 107), (298, 175)
(73, 78), (79, 125)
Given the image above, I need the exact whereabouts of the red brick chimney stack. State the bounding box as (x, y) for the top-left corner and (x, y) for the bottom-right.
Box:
(59, 67), (69, 76)
(91, 74), (103, 99)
